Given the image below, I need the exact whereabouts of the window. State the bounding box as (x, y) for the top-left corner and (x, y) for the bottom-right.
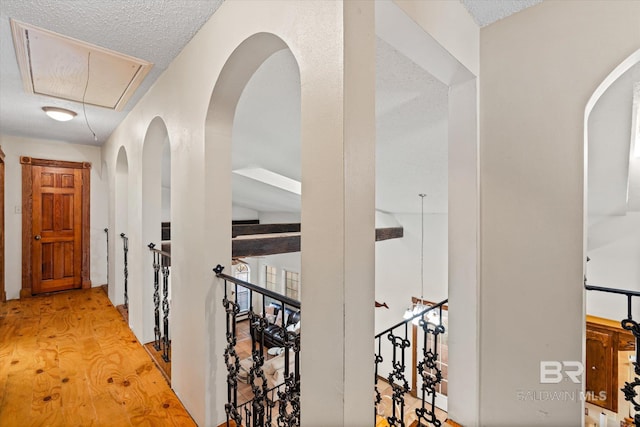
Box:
(265, 265), (277, 291)
(285, 270), (299, 301)
(234, 263), (250, 313)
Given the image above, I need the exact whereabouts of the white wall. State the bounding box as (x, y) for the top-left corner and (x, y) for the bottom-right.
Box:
(375, 213), (448, 334)
(259, 211), (299, 224)
(479, 1), (640, 425)
(161, 186), (171, 223)
(0, 134), (108, 300)
(232, 204), (258, 221)
(587, 213), (640, 320)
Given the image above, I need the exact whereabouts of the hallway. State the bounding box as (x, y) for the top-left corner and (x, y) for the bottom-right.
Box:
(0, 287), (195, 426)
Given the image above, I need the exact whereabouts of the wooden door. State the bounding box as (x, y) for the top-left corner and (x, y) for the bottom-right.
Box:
(585, 327), (616, 412)
(32, 166), (82, 293)
(21, 157), (91, 296)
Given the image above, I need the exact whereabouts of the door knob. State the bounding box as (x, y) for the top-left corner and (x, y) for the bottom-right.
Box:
(34, 235), (41, 240)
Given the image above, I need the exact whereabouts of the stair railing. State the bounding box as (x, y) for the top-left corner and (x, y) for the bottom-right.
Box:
(375, 299), (448, 427)
(120, 233), (128, 309)
(149, 242), (171, 362)
(214, 264), (301, 427)
(585, 284), (640, 425)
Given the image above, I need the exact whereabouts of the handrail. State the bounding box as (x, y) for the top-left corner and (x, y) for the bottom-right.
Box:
(585, 284), (640, 298)
(148, 242), (172, 258)
(375, 298), (448, 338)
(214, 264), (301, 309)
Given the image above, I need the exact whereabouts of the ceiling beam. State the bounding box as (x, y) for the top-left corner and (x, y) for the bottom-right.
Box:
(232, 222), (300, 238)
(232, 226), (403, 258)
(161, 225), (403, 258)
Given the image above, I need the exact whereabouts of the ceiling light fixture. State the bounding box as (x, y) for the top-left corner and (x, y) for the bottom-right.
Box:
(42, 106), (77, 122)
(404, 193), (427, 323)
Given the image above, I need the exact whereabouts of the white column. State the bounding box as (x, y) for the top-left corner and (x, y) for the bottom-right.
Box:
(447, 77), (480, 425)
(300, 1), (376, 424)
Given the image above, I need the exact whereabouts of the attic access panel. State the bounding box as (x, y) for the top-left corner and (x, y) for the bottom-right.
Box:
(10, 19), (152, 111)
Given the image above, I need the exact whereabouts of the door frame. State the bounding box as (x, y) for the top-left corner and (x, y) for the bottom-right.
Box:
(21, 156), (91, 297)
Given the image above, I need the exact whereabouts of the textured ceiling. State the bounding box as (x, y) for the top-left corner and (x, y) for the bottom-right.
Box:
(460, 0), (544, 27)
(0, 0), (223, 145)
(9, 0), (634, 219)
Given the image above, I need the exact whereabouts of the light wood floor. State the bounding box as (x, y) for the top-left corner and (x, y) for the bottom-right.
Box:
(0, 287), (195, 426)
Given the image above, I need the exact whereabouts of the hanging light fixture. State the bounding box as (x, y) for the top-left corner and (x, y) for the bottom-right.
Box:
(409, 194), (427, 325)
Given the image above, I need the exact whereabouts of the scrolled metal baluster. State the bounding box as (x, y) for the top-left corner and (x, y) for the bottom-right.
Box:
(374, 336), (383, 419)
(386, 325), (411, 427)
(277, 331), (301, 427)
(149, 243), (161, 351)
(247, 310), (270, 426)
(161, 260), (170, 363)
(621, 317), (640, 425)
(222, 278), (242, 427)
(120, 233), (128, 309)
(104, 229), (109, 286)
(415, 315), (445, 427)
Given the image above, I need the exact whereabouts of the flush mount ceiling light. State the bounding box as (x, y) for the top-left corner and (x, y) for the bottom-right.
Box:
(42, 106), (77, 122)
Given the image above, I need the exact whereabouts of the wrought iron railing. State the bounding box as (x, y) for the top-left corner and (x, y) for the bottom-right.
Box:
(120, 233), (128, 309)
(375, 299), (448, 427)
(585, 284), (640, 425)
(104, 228), (109, 285)
(214, 264), (301, 427)
(149, 243), (171, 362)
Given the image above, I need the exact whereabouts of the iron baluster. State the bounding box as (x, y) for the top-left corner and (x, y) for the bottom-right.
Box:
(104, 228), (109, 285)
(222, 275), (242, 427)
(386, 322), (410, 427)
(375, 300), (448, 427)
(277, 317), (301, 427)
(214, 264), (301, 427)
(415, 309), (444, 427)
(374, 336), (383, 420)
(149, 243), (162, 351)
(161, 259), (171, 362)
(120, 233), (128, 309)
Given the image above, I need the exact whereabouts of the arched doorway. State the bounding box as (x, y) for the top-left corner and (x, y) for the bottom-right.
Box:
(113, 146), (129, 307)
(141, 117), (171, 354)
(204, 32), (303, 422)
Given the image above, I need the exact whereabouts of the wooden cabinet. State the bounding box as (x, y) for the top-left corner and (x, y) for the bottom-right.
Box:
(585, 316), (635, 413)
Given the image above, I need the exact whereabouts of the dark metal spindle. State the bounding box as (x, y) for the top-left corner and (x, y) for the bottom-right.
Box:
(149, 243), (161, 351)
(104, 228), (109, 285)
(161, 259), (171, 362)
(214, 264), (301, 427)
(120, 233), (128, 309)
(375, 300), (448, 427)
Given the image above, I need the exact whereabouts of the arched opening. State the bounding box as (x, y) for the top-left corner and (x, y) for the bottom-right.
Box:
(584, 49), (640, 420)
(204, 32), (300, 422)
(231, 46), (301, 317)
(141, 117), (171, 348)
(113, 146), (129, 307)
